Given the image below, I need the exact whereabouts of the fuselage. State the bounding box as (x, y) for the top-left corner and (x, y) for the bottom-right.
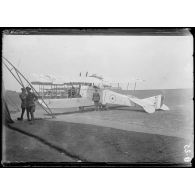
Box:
(38, 85), (99, 109)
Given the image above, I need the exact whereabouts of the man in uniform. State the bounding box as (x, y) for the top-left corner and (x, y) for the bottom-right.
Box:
(17, 88), (27, 121)
(71, 86), (76, 97)
(26, 86), (38, 122)
(92, 88), (100, 111)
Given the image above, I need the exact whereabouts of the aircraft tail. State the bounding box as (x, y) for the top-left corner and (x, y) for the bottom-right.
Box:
(142, 95), (170, 111)
(102, 89), (169, 114)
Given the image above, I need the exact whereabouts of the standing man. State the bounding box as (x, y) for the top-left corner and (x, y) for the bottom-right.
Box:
(26, 86), (38, 122)
(17, 88), (27, 121)
(92, 88), (100, 111)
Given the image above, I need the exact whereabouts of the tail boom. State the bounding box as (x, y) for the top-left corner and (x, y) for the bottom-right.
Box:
(102, 90), (170, 114)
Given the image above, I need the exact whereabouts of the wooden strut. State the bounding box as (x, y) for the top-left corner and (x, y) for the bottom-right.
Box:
(3, 57), (54, 117)
(3, 62), (24, 87)
(134, 82), (137, 92)
(3, 58), (54, 118)
(3, 57), (55, 118)
(15, 67), (25, 88)
(4, 61), (52, 117)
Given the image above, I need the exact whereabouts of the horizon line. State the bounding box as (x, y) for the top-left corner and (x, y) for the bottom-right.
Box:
(4, 87), (193, 92)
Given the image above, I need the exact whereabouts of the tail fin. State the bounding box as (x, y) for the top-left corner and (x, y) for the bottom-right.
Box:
(156, 95), (170, 111)
(142, 95), (170, 111)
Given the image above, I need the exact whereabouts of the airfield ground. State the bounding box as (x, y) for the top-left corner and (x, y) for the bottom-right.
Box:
(2, 89), (194, 165)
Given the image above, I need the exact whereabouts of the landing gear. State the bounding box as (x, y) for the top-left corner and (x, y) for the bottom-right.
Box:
(79, 106), (84, 112)
(100, 104), (108, 111)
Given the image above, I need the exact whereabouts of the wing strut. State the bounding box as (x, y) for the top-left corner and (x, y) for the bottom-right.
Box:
(3, 56), (55, 118)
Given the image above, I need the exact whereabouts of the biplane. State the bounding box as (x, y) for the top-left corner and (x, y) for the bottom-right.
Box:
(31, 73), (170, 114)
(3, 57), (169, 115)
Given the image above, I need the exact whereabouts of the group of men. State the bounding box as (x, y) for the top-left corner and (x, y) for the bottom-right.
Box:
(18, 86), (103, 121)
(18, 86), (38, 122)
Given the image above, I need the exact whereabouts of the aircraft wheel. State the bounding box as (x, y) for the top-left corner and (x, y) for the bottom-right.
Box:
(79, 106), (84, 111)
(102, 104), (108, 110)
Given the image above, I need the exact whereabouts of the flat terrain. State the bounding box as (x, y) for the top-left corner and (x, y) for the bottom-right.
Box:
(3, 88), (194, 164)
(3, 120), (190, 163)
(2, 125), (75, 163)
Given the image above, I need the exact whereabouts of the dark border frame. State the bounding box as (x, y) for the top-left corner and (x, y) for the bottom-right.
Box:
(1, 27), (194, 168)
(1, 27), (192, 36)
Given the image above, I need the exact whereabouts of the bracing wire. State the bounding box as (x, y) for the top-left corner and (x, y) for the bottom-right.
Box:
(3, 57), (55, 118)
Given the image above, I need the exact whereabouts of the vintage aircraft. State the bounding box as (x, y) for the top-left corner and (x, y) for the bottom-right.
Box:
(3, 56), (169, 115)
(31, 73), (170, 114)
(3, 56), (170, 119)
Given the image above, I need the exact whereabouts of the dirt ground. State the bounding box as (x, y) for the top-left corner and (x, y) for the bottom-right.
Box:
(2, 125), (76, 163)
(2, 119), (191, 164)
(3, 88), (193, 165)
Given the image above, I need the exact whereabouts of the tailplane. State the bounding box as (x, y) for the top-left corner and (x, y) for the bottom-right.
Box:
(160, 103), (170, 111)
(142, 95), (170, 111)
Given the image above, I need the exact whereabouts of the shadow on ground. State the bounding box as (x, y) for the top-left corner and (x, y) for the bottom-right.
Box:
(3, 119), (190, 164)
(45, 106), (145, 116)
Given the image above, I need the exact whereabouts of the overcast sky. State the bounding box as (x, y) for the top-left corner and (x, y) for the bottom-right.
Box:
(3, 34), (193, 91)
